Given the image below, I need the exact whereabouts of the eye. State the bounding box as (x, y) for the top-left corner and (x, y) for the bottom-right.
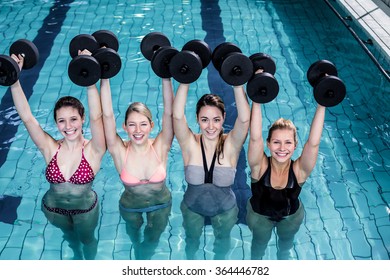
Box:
(201, 118), (208, 123)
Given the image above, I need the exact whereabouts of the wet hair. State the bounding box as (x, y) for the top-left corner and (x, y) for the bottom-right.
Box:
(266, 118), (297, 146)
(53, 96), (84, 121)
(124, 102), (153, 124)
(196, 94), (226, 164)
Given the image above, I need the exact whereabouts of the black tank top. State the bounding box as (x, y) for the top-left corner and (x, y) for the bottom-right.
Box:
(250, 157), (302, 222)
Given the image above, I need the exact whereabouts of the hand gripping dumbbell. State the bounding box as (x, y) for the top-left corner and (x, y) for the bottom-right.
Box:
(0, 39), (39, 86)
(168, 39), (212, 83)
(246, 53), (279, 103)
(68, 30), (121, 86)
(140, 32), (179, 79)
(306, 60), (346, 107)
(211, 42), (253, 86)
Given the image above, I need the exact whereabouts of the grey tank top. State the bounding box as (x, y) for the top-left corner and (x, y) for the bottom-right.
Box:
(184, 165), (237, 217)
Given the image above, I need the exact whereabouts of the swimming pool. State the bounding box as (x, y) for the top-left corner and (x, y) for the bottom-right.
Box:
(0, 0), (389, 260)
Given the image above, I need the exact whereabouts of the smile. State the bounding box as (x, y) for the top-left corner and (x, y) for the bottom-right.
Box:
(64, 129), (77, 135)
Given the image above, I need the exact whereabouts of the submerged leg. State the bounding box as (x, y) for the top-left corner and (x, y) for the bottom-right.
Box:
(246, 201), (274, 260)
(276, 203), (304, 260)
(62, 229), (83, 260)
(73, 203), (100, 260)
(180, 201), (205, 260)
(137, 204), (172, 260)
(42, 201), (82, 260)
(210, 205), (238, 260)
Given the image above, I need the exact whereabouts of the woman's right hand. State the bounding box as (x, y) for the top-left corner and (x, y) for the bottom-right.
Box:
(10, 54), (24, 71)
(78, 49), (92, 56)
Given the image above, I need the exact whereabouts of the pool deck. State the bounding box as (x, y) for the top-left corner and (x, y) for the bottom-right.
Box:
(337, 0), (390, 63)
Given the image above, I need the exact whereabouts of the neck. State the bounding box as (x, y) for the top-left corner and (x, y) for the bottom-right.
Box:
(201, 135), (218, 152)
(62, 137), (84, 151)
(270, 157), (290, 174)
(130, 140), (150, 154)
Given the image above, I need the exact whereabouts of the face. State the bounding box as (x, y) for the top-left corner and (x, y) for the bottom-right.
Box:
(197, 105), (225, 140)
(267, 128), (296, 163)
(123, 111), (153, 144)
(55, 106), (84, 140)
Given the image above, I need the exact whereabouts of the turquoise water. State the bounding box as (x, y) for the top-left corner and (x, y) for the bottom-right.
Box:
(0, 0), (389, 260)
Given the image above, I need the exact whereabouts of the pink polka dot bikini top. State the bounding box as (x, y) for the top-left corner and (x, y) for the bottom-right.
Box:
(45, 141), (95, 185)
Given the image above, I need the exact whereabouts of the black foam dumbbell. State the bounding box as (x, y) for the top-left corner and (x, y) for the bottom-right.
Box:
(307, 60), (346, 107)
(246, 53), (279, 103)
(211, 42), (253, 86)
(68, 34), (100, 86)
(140, 32), (179, 79)
(68, 30), (121, 86)
(0, 39), (39, 86)
(169, 39), (212, 83)
(91, 30), (122, 80)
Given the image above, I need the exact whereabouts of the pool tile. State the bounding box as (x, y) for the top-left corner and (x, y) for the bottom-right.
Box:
(0, 0), (388, 261)
(0, 247), (22, 260)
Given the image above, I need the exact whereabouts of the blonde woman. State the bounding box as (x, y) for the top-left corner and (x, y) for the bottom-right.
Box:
(247, 101), (325, 259)
(100, 78), (174, 260)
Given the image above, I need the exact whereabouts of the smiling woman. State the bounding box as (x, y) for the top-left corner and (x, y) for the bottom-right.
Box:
(172, 81), (250, 260)
(0, 0), (389, 262)
(246, 101), (326, 260)
(7, 53), (106, 260)
(100, 77), (174, 260)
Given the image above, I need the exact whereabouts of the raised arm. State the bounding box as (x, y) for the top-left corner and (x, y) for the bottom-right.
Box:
(172, 83), (195, 150)
(100, 78), (125, 161)
(247, 101), (266, 179)
(295, 104), (325, 181)
(154, 78), (174, 152)
(10, 54), (56, 162)
(226, 85), (250, 150)
(86, 83), (106, 157)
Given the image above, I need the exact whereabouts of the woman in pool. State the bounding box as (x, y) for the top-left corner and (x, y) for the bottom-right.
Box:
(9, 52), (106, 260)
(100, 77), (174, 260)
(173, 83), (250, 260)
(247, 101), (325, 259)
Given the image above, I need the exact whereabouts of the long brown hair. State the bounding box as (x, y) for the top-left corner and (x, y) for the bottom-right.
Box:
(196, 94), (226, 164)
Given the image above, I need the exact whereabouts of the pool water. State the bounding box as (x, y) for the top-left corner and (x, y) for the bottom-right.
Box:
(0, 0), (389, 260)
